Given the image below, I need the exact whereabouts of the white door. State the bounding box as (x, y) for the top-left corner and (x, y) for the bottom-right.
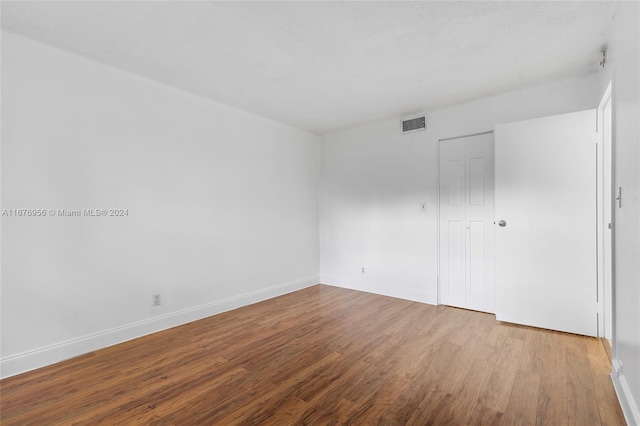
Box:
(439, 132), (495, 313)
(495, 110), (597, 336)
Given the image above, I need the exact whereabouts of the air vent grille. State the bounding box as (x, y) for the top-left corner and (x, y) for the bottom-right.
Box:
(401, 116), (426, 133)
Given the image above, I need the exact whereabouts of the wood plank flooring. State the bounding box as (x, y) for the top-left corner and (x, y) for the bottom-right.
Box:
(0, 285), (626, 425)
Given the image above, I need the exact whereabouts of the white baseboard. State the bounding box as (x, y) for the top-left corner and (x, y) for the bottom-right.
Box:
(320, 275), (437, 305)
(0, 276), (319, 379)
(612, 358), (640, 426)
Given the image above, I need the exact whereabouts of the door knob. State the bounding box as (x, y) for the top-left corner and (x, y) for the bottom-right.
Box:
(498, 220), (507, 227)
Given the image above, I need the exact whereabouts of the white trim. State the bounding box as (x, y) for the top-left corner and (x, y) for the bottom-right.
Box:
(320, 276), (436, 305)
(436, 136), (442, 305)
(0, 276), (318, 379)
(596, 97), (604, 337)
(438, 130), (494, 142)
(612, 358), (640, 425)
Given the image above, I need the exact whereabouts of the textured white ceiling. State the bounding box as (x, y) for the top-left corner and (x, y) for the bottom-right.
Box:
(2, 1), (619, 134)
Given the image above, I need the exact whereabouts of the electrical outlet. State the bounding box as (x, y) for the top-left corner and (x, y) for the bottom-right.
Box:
(152, 294), (161, 306)
(361, 267), (365, 273)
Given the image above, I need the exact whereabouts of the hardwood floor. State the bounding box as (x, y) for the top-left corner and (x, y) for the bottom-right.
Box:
(0, 285), (626, 425)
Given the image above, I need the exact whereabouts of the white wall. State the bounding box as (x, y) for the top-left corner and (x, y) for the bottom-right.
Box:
(1, 32), (321, 378)
(606, 2), (640, 423)
(320, 72), (603, 304)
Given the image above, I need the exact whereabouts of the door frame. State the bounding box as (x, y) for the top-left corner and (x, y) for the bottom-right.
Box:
(436, 130), (494, 308)
(597, 81), (614, 343)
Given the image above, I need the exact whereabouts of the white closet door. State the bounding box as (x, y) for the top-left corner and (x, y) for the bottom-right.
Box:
(465, 134), (495, 312)
(439, 133), (495, 313)
(440, 138), (466, 309)
(495, 110), (597, 336)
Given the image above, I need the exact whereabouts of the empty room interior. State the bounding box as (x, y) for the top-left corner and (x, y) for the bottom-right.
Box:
(1, 1), (639, 425)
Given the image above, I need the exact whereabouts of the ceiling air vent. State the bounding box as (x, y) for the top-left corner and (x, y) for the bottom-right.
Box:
(401, 115), (426, 134)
